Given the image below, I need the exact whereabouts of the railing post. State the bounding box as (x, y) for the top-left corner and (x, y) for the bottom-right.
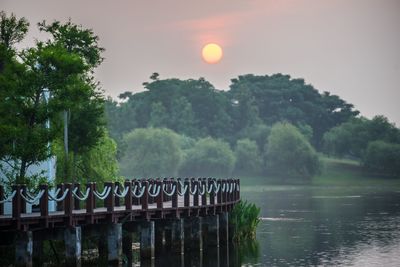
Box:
(86, 183), (94, 213)
(217, 180), (222, 204)
(193, 179), (199, 207)
(20, 184), (27, 214)
(172, 180), (178, 208)
(104, 182), (115, 212)
(184, 179), (190, 207)
(73, 183), (80, 210)
(39, 184), (49, 217)
(12, 185), (21, 219)
(141, 181), (149, 210)
(148, 179), (154, 204)
(92, 182), (97, 209)
(124, 180), (132, 211)
(156, 179), (163, 209)
(222, 179), (227, 204)
(56, 183), (65, 211)
(0, 185), (4, 215)
(201, 178), (207, 206)
(64, 183), (73, 216)
(237, 179), (240, 201)
(114, 181), (121, 207)
(132, 179), (139, 206)
(209, 178), (215, 205)
(227, 179), (231, 203)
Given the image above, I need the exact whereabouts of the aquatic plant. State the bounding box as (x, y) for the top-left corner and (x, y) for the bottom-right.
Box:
(230, 200), (261, 242)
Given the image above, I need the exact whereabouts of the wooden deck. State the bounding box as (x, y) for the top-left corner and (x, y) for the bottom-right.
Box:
(0, 178), (240, 232)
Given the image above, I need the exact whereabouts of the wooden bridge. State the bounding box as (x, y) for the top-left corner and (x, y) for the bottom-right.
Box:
(0, 178), (240, 266)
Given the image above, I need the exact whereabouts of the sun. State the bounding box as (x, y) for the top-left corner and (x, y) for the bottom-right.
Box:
(202, 43), (223, 64)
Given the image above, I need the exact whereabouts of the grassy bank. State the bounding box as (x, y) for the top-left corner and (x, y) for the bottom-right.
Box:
(239, 156), (400, 187)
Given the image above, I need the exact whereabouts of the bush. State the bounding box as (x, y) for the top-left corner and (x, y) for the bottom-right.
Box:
(179, 137), (235, 177)
(234, 139), (262, 175)
(54, 132), (121, 184)
(363, 140), (400, 177)
(265, 122), (320, 178)
(119, 128), (182, 177)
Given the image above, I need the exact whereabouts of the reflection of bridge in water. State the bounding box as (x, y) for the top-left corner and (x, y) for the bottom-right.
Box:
(0, 178), (240, 266)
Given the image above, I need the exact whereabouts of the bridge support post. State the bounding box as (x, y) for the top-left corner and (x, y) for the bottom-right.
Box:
(107, 223), (122, 266)
(184, 217), (203, 252)
(219, 212), (229, 244)
(219, 212), (229, 267)
(184, 217), (203, 266)
(202, 215), (220, 267)
(64, 226), (82, 267)
(15, 231), (33, 267)
(204, 214), (220, 247)
(140, 221), (155, 260)
(171, 219), (184, 254)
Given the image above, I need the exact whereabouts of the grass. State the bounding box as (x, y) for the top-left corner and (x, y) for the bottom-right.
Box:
(238, 156), (400, 188)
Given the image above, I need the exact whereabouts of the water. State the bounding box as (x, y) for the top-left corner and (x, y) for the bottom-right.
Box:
(241, 184), (400, 266)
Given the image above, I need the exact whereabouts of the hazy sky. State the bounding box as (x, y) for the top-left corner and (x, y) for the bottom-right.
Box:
(2, 0), (400, 125)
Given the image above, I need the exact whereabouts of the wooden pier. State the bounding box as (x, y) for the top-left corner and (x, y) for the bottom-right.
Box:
(0, 178), (240, 266)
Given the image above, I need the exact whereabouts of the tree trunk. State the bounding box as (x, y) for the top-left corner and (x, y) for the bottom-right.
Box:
(17, 159), (27, 185)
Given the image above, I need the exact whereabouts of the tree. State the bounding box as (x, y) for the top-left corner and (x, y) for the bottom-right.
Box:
(234, 139), (262, 175)
(323, 115), (400, 158)
(148, 102), (168, 128)
(265, 122), (320, 178)
(0, 38), (87, 183)
(179, 137), (236, 177)
(119, 128), (182, 177)
(0, 13), (106, 184)
(38, 19), (106, 181)
(229, 74), (359, 148)
(0, 11), (29, 49)
(54, 132), (120, 184)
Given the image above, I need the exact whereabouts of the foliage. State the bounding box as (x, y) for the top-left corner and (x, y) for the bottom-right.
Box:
(0, 11), (29, 49)
(119, 128), (182, 177)
(230, 200), (261, 241)
(179, 137), (235, 177)
(363, 141), (400, 177)
(323, 116), (400, 158)
(234, 139), (263, 175)
(229, 74), (359, 148)
(0, 13), (107, 184)
(54, 132), (120, 184)
(236, 124), (271, 153)
(265, 122), (320, 178)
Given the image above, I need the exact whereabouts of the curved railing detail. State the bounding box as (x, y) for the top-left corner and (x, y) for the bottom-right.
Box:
(0, 178), (240, 230)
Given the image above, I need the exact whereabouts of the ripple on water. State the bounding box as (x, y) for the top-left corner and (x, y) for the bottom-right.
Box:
(312, 195), (362, 199)
(260, 217), (305, 222)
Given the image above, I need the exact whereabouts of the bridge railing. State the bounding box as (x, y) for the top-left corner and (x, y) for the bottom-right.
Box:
(0, 178), (240, 219)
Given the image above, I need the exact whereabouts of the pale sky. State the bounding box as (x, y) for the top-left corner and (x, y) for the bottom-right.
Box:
(2, 0), (400, 125)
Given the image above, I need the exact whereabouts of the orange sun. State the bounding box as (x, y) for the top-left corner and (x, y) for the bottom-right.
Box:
(202, 43), (223, 64)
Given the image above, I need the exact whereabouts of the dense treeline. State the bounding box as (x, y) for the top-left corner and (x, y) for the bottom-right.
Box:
(106, 73), (400, 179)
(106, 73), (358, 148)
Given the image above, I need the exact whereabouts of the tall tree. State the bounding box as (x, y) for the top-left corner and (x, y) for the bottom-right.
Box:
(0, 13), (106, 184)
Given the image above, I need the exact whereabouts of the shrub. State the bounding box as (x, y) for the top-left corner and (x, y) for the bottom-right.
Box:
(179, 137), (235, 177)
(265, 122), (320, 178)
(363, 140), (400, 177)
(119, 128), (182, 177)
(234, 139), (262, 175)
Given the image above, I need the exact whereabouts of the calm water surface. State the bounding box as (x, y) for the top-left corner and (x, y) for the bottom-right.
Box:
(240, 184), (400, 266)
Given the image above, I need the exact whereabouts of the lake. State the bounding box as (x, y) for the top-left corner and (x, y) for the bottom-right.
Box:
(239, 183), (400, 266)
